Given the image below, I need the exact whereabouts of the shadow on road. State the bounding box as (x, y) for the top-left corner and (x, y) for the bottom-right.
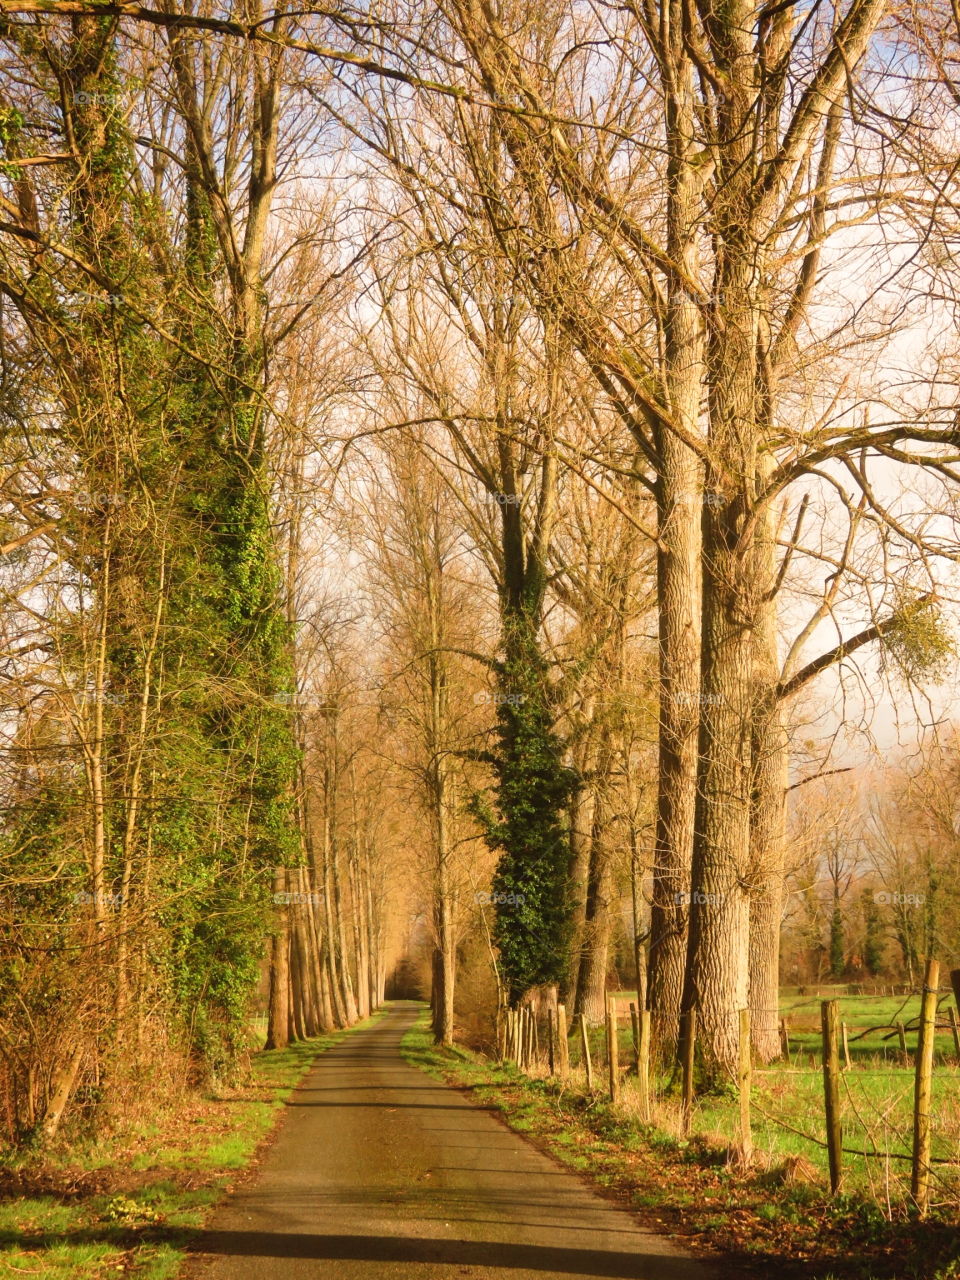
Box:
(192, 1228), (704, 1277)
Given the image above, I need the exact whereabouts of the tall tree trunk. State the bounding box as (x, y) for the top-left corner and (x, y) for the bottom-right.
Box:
(363, 862), (380, 1013)
(331, 837), (359, 1023)
(320, 805), (348, 1027)
(319, 945), (336, 1030)
(562, 786), (593, 1010)
(265, 870), (290, 1050)
(647, 0), (704, 1058)
(680, 491), (754, 1075)
(296, 870), (322, 1035)
(289, 913), (308, 1041)
(649, 453), (701, 1057)
(575, 741), (616, 1025)
(304, 863), (335, 1030)
(302, 868), (330, 1032)
(432, 896), (456, 1045)
(431, 748), (456, 1045)
(677, 0), (769, 1080)
(562, 726), (597, 1011)
(349, 841), (371, 1019)
(748, 548), (789, 1061)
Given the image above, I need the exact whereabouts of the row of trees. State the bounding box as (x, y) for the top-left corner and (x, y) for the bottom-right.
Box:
(2, 0), (959, 1147)
(328, 0), (960, 1077)
(0, 6), (394, 1141)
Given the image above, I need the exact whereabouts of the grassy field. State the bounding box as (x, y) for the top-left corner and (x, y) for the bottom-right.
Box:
(0, 1013), (384, 1279)
(558, 991), (960, 1203)
(778, 993), (957, 1062)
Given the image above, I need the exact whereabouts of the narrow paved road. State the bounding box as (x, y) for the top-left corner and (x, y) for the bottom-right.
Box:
(188, 1002), (715, 1280)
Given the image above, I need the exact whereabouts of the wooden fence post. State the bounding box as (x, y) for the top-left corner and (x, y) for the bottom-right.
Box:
(547, 1008), (555, 1075)
(950, 1006), (960, 1060)
(911, 958), (939, 1217)
(607, 995), (619, 1103)
(579, 1013), (594, 1092)
(897, 1020), (908, 1066)
(629, 1002), (640, 1072)
(680, 1009), (696, 1136)
(738, 1008), (752, 1165)
(779, 1017), (790, 1064)
(842, 1022), (851, 1071)
(821, 999), (842, 1194)
(557, 1003), (569, 1077)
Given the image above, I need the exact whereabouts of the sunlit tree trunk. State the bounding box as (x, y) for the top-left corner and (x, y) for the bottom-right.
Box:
(647, 0), (704, 1059)
(574, 739), (616, 1025)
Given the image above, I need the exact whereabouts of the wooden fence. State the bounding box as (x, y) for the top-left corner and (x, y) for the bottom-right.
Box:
(500, 957), (958, 1216)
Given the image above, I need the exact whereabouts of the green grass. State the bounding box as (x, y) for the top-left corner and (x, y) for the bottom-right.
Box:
(0, 1012), (385, 1279)
(778, 993), (957, 1065)
(559, 995), (960, 1199)
(689, 1056), (960, 1193)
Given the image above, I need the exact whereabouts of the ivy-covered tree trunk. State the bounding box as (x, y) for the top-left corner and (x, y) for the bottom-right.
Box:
(161, 19), (306, 1063)
(469, 390), (573, 1005)
(863, 892), (884, 975)
(485, 611), (574, 1003)
(0, 15), (301, 1132)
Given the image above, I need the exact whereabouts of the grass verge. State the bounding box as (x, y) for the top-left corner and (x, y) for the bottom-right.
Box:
(0, 1013), (384, 1279)
(401, 1011), (960, 1280)
(563, 1007), (960, 1196)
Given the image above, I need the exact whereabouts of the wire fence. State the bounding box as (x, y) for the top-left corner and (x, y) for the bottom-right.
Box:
(499, 963), (960, 1214)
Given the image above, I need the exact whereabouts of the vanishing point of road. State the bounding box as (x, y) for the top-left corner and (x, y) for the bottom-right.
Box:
(188, 1002), (716, 1280)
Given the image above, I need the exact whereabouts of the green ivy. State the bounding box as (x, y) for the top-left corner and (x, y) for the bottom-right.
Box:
(473, 614), (575, 1002)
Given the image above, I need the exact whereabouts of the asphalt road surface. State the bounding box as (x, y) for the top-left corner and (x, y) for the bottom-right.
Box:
(188, 1002), (715, 1280)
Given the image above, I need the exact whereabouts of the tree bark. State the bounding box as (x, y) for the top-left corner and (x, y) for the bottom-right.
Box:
(647, 0), (704, 1059)
(265, 870), (290, 1050)
(40, 1045), (84, 1143)
(679, 9), (759, 1069)
(748, 558), (790, 1062)
(680, 491), (755, 1075)
(431, 717), (456, 1045)
(562, 737), (596, 1012)
(575, 739), (617, 1025)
